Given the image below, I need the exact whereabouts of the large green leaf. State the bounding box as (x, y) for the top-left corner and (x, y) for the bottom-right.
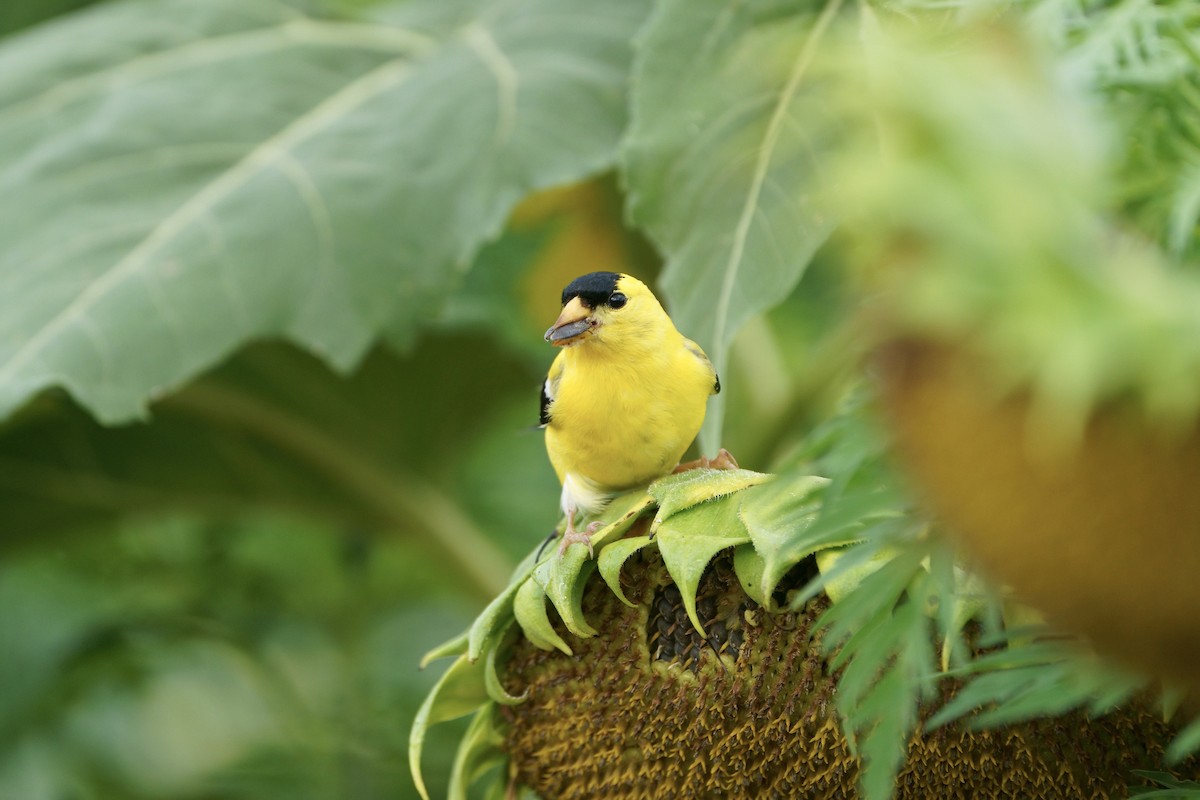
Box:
(623, 0), (846, 451)
(0, 0), (647, 423)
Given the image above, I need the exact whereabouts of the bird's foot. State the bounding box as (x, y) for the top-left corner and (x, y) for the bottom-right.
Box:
(674, 448), (740, 473)
(558, 520), (603, 557)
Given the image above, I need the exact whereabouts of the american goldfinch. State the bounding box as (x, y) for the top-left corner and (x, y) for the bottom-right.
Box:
(540, 272), (723, 555)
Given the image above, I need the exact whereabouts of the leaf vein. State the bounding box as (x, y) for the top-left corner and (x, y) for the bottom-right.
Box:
(0, 19), (433, 130)
(710, 0), (844, 362)
(464, 22), (520, 149)
(274, 153), (337, 274)
(0, 56), (417, 384)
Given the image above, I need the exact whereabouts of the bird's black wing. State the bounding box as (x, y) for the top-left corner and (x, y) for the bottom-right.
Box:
(539, 380), (552, 426)
(683, 337), (720, 395)
(539, 355), (565, 427)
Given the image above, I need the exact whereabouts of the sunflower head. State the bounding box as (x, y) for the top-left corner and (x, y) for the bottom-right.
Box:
(411, 466), (1199, 799)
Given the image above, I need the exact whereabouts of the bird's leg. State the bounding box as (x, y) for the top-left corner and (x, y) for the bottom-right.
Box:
(534, 528), (558, 561)
(558, 507), (601, 557)
(706, 448), (740, 470)
(674, 447), (740, 473)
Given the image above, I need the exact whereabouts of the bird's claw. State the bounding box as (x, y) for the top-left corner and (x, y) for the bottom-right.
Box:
(558, 520), (603, 558)
(674, 447), (740, 473)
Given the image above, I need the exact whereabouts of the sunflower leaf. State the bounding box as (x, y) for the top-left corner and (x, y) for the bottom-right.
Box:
(732, 544), (770, 608)
(483, 627), (526, 706)
(421, 629), (471, 669)
(815, 542), (899, 605)
(588, 490), (655, 551)
(448, 706), (506, 800)
(655, 497), (750, 635)
(468, 548), (540, 661)
(739, 473), (831, 601)
(533, 555), (598, 639)
(409, 653), (490, 800)
(513, 576), (571, 656)
(648, 468), (770, 528)
(598, 535), (656, 608)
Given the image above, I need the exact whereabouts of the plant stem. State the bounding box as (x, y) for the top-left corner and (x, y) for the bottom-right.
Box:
(166, 382), (513, 599)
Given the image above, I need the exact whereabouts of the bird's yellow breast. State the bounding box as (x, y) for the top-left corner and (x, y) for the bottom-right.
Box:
(544, 329), (712, 494)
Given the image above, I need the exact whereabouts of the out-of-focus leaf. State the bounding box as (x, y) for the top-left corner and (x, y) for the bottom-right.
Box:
(450, 397), (563, 565)
(814, 540), (936, 800)
(0, 0), (101, 37)
(1129, 768), (1200, 798)
(0, 0), (649, 424)
(655, 498), (749, 635)
(0, 511), (473, 800)
(847, 607), (923, 800)
(69, 640), (287, 795)
(0, 339), (542, 598)
(624, 0), (845, 450)
(0, 561), (123, 743)
(776, 396), (914, 574)
(1169, 717), (1200, 765)
(830, 14), (1200, 434)
(1030, 1), (1200, 265)
(927, 637), (1149, 732)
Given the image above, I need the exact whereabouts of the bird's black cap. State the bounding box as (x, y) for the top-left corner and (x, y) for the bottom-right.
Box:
(561, 271), (621, 308)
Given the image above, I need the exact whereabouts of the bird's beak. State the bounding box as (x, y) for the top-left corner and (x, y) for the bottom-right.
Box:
(544, 297), (594, 346)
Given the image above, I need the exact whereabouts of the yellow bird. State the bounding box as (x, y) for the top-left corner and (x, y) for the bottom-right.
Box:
(540, 272), (724, 555)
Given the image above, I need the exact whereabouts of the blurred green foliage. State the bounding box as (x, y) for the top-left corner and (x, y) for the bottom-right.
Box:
(0, 512), (477, 798)
(3, 0), (1200, 798)
(0, 0), (101, 38)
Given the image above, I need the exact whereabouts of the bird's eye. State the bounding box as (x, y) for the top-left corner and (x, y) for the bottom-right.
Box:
(608, 292), (627, 309)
